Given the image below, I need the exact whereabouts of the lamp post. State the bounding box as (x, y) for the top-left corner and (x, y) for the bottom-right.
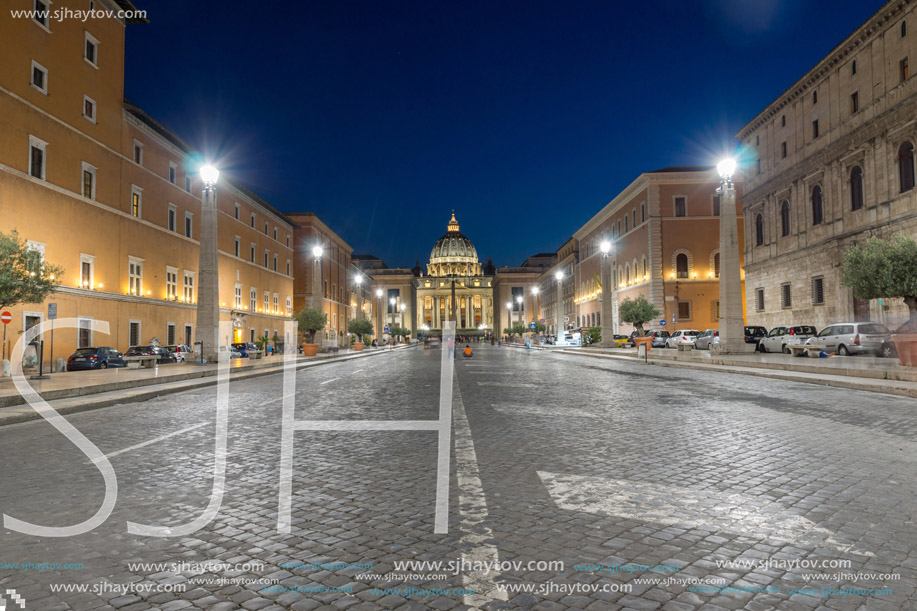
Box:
(555, 270), (564, 344)
(715, 158), (744, 353)
(599, 240), (613, 347)
(506, 301), (513, 338)
(195, 164), (220, 364)
(311, 245), (324, 346)
(376, 288), (383, 344)
(389, 297), (396, 331)
(400, 302), (407, 336)
(352, 274), (362, 321)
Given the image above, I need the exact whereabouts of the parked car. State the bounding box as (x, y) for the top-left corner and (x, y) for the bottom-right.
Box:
(163, 344), (194, 363)
(694, 329), (719, 350)
(231, 342), (261, 357)
(625, 329), (656, 347)
(881, 321), (917, 358)
(124, 345), (177, 364)
(665, 330), (700, 348)
(650, 330), (671, 348)
(65, 346), (126, 371)
(744, 326), (768, 347)
(612, 334), (630, 348)
(759, 325), (818, 353)
(805, 322), (891, 356)
(219, 345), (244, 359)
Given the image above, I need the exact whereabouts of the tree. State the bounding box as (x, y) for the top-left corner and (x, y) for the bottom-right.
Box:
(532, 322), (547, 334)
(272, 332), (284, 352)
(347, 317), (374, 343)
(504, 322), (527, 337)
(583, 327), (601, 345)
(842, 232), (917, 324)
(255, 334), (270, 350)
(296, 307), (326, 343)
(0, 229), (64, 310)
(618, 295), (661, 335)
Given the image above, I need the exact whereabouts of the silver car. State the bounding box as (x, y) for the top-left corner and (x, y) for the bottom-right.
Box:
(694, 329), (719, 350)
(759, 324), (817, 354)
(665, 330), (700, 348)
(805, 322), (891, 356)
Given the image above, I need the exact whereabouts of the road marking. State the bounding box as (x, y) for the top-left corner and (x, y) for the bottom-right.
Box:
(89, 423), (208, 463)
(468, 371), (512, 375)
(491, 403), (603, 418)
(476, 381), (536, 388)
(452, 374), (509, 606)
(351, 369), (364, 373)
(319, 378), (339, 385)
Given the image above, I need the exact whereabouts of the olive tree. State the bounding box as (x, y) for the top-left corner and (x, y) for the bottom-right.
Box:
(842, 232), (917, 324)
(618, 295), (661, 335)
(0, 229), (64, 310)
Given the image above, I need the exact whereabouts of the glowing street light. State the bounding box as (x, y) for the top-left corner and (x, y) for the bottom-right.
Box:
(716, 157), (742, 353)
(600, 240), (613, 346)
(196, 163), (220, 363)
(200, 164), (219, 187)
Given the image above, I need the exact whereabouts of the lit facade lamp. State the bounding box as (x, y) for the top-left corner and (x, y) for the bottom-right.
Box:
(714, 157), (744, 353)
(195, 163), (220, 364)
(599, 240), (613, 346)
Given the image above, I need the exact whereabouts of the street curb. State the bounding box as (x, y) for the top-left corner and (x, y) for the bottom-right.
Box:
(553, 349), (917, 399)
(0, 344), (418, 427)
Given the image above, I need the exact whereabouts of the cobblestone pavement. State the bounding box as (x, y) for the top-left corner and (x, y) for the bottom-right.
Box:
(0, 344), (915, 610)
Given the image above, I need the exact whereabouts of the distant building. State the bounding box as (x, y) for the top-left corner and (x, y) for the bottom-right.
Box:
(738, 0), (917, 329)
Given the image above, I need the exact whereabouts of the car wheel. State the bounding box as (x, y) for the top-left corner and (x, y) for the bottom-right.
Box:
(100, 362), (108, 369)
(879, 343), (895, 358)
(759, 343), (768, 353)
(838, 345), (849, 356)
(782, 344), (790, 354)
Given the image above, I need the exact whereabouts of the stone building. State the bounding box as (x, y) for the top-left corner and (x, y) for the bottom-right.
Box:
(492, 254), (552, 337)
(738, 0), (917, 329)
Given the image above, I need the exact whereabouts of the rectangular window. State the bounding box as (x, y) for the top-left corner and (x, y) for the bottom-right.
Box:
(677, 301), (691, 321)
(812, 119), (819, 138)
(264, 221), (269, 235)
(273, 293), (279, 313)
(234, 284), (243, 309)
(129, 321), (141, 347)
(78, 318), (92, 348)
(250, 243), (256, 263)
(250, 288), (257, 312)
(640, 204), (645, 223)
(812, 276), (825, 305)
(33, 0), (49, 27)
(632, 209), (636, 228)
(273, 227), (277, 240)
(674, 197), (686, 217)
(234, 203), (240, 220)
(273, 254), (278, 271)
(851, 91), (859, 113)
(133, 140), (143, 165)
(169, 162), (177, 184)
(184, 212), (192, 238)
(31, 61), (47, 93)
(183, 271), (194, 303)
(852, 59), (857, 75)
(286, 296), (292, 316)
(166, 267), (178, 300)
(128, 258), (143, 296)
(167, 323), (176, 346)
(901, 57), (909, 82)
(781, 115), (786, 127)
(81, 162), (96, 199)
(234, 236), (240, 257)
(781, 283), (792, 308)
(286, 260), (291, 276)
(712, 195), (720, 216)
(812, 90), (818, 104)
(757, 159), (761, 175)
(168, 204), (176, 231)
(755, 288), (764, 312)
(184, 324), (193, 347)
(624, 216), (629, 232)
(781, 141), (787, 158)
(130, 186), (142, 218)
(185, 175), (191, 192)
(80, 256), (93, 289)
(264, 249), (269, 268)
(264, 291), (270, 313)
(82, 95), (96, 122)
(250, 213), (256, 228)
(29, 135), (47, 180)
(286, 235), (290, 248)
(84, 32), (99, 66)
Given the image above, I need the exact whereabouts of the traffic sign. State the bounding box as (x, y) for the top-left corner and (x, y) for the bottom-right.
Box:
(530, 322), (536, 329)
(0, 311), (11, 324)
(48, 303), (57, 320)
(384, 326), (391, 333)
(659, 319), (666, 326)
(540, 319), (545, 323)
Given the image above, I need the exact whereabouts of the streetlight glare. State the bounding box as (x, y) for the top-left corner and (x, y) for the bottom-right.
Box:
(376, 288), (383, 297)
(199, 164), (219, 186)
(532, 287), (539, 295)
(717, 158), (737, 179)
(600, 241), (611, 254)
(312, 245), (323, 258)
(516, 295), (523, 303)
(506, 301), (512, 309)
(354, 274), (363, 284)
(555, 270), (564, 281)
(390, 297), (396, 305)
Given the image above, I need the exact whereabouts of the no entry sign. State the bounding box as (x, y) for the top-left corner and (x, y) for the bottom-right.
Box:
(0, 311), (11, 325)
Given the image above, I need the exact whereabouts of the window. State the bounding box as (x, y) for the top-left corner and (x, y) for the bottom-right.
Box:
(781, 141), (787, 158)
(250, 287), (257, 312)
(184, 212), (192, 238)
(286, 296), (292, 316)
(128, 258), (143, 296)
(264, 249), (269, 268)
(850, 166), (864, 210)
(31, 61), (48, 93)
(79, 254), (94, 288)
(29, 135), (47, 180)
(812, 276), (825, 305)
(780, 201), (790, 236)
(899, 142), (915, 192)
(624, 216), (629, 232)
(184, 324), (193, 347)
(234, 284), (243, 309)
(632, 209), (636, 228)
(264, 221), (269, 235)
(129, 321), (141, 347)
(851, 59), (857, 75)
(757, 159), (761, 175)
(812, 119), (819, 138)
(755, 213), (764, 246)
(250, 213), (256, 228)
(617, 220), (621, 235)
(781, 115), (786, 127)
(901, 57), (909, 82)
(286, 235), (290, 248)
(78, 318), (93, 348)
(33, 0), (50, 28)
(712, 300), (720, 322)
(166, 267), (178, 300)
(714, 253), (720, 278)
(676, 253), (689, 279)
(250, 243), (256, 263)
(781, 283), (792, 308)
(83, 95), (96, 123)
(234, 236), (240, 257)
(168, 204), (176, 231)
(674, 197), (686, 217)
(81, 162), (96, 199)
(677, 301), (691, 320)
(755, 288), (765, 312)
(169, 162), (177, 184)
(25, 241), (44, 276)
(286, 260), (291, 276)
(263, 291), (269, 313)
(273, 254), (278, 271)
(273, 293), (279, 313)
(273, 227), (277, 240)
(184, 176), (191, 192)
(130, 186), (142, 218)
(183, 271), (195, 302)
(234, 203), (240, 220)
(851, 91), (859, 114)
(167, 323), (176, 346)
(812, 90), (818, 104)
(640, 203), (645, 223)
(133, 140), (143, 165)
(712, 195), (720, 217)
(811, 186), (823, 226)
(902, 20), (907, 37)
(84, 32), (99, 66)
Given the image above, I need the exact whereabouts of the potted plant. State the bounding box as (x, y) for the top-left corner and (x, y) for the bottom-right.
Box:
(842, 232), (917, 366)
(272, 333), (284, 355)
(347, 317), (374, 351)
(619, 295), (661, 352)
(296, 306), (326, 356)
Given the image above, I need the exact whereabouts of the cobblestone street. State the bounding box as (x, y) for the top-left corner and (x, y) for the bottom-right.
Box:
(1, 344), (915, 610)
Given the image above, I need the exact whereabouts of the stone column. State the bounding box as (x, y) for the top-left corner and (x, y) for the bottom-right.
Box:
(556, 275), (563, 342)
(600, 253), (614, 347)
(714, 175), (745, 353)
(195, 183), (220, 363)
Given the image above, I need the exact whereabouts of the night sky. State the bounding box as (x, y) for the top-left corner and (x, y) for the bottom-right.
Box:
(125, 1), (881, 268)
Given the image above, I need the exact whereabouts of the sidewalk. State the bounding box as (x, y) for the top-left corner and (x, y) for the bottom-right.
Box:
(0, 344), (416, 426)
(549, 345), (917, 398)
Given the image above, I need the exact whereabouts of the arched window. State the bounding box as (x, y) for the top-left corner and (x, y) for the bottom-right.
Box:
(641, 255), (647, 278)
(755, 214), (764, 246)
(676, 253), (689, 278)
(780, 201), (791, 236)
(625, 264), (630, 284)
(899, 142), (915, 192)
(714, 253), (720, 278)
(811, 186), (823, 225)
(850, 166), (864, 210)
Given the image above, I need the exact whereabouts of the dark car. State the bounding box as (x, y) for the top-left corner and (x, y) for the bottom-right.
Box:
(124, 345), (176, 364)
(231, 342), (259, 357)
(744, 326), (767, 347)
(66, 346), (126, 371)
(873, 321), (914, 358)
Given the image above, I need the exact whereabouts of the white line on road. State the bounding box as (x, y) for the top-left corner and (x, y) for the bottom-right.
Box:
(319, 378), (339, 385)
(476, 381), (536, 387)
(89, 423), (208, 463)
(351, 369), (364, 373)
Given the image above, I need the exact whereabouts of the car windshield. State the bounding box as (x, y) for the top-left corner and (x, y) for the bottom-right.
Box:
(793, 326), (817, 334)
(859, 323), (889, 334)
(73, 348), (97, 355)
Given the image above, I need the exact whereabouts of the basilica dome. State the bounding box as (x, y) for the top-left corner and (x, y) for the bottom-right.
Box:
(428, 212), (483, 277)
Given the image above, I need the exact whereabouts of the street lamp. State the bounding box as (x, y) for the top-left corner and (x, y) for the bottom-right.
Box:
(390, 297), (396, 330)
(715, 157), (743, 353)
(195, 163), (220, 363)
(555, 270), (564, 344)
(600, 240), (613, 347)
